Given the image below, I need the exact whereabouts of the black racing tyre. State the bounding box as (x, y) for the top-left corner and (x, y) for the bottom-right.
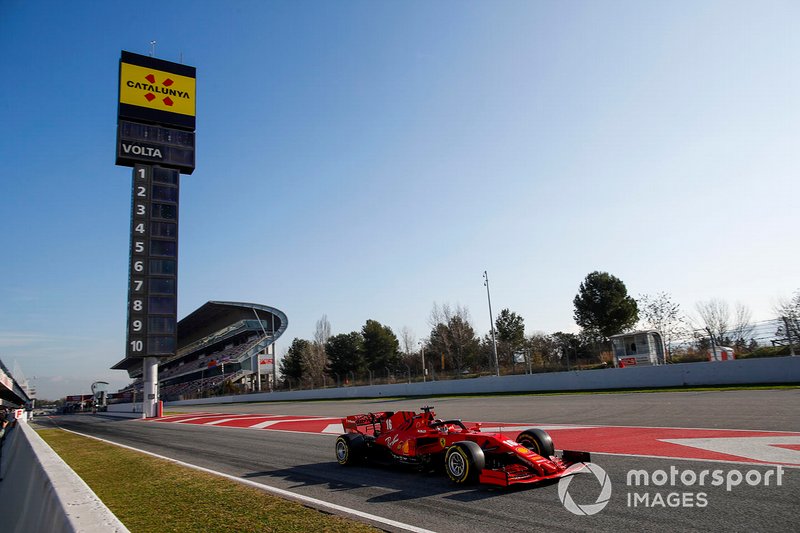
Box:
(516, 429), (555, 458)
(444, 441), (485, 484)
(335, 433), (365, 466)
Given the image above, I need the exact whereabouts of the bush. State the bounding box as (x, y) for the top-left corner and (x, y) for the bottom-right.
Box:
(669, 351), (708, 364)
(737, 345), (791, 359)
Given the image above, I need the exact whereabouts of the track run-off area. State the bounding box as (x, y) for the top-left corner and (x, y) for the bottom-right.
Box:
(46, 389), (799, 532)
(149, 411), (800, 467)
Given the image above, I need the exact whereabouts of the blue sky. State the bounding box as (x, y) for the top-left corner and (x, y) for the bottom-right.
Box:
(1, 1), (798, 399)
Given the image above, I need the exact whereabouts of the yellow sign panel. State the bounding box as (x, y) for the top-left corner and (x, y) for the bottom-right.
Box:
(119, 62), (195, 117)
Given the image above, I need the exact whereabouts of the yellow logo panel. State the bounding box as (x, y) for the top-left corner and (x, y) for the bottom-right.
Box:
(120, 62), (195, 117)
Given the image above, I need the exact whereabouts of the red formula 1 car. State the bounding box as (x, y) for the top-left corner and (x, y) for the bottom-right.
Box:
(335, 406), (589, 487)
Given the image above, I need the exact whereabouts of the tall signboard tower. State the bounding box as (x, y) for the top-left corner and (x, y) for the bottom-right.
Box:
(116, 51), (196, 417)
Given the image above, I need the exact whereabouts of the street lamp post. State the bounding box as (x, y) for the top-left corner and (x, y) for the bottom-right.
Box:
(419, 341), (426, 383)
(484, 270), (500, 376)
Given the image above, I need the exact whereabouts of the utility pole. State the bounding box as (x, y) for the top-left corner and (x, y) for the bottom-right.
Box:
(419, 341), (426, 382)
(484, 270), (500, 376)
(706, 327), (718, 361)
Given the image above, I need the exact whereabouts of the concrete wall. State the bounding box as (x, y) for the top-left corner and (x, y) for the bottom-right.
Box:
(167, 356), (800, 407)
(0, 421), (129, 533)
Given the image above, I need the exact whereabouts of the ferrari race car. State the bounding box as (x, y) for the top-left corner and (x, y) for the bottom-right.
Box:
(335, 406), (589, 487)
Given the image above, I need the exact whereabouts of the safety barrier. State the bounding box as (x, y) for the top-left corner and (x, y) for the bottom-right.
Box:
(167, 355), (800, 407)
(0, 421), (128, 532)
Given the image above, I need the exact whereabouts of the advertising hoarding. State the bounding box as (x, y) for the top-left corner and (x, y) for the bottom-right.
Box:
(118, 51), (196, 130)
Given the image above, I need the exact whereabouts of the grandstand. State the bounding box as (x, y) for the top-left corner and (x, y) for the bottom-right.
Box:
(112, 301), (287, 402)
(0, 358), (31, 408)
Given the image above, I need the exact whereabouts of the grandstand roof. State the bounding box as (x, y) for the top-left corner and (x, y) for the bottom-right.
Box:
(178, 301), (287, 343)
(0, 358), (31, 406)
(111, 301), (288, 373)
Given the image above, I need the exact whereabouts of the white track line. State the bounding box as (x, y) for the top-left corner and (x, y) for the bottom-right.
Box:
(661, 436), (800, 466)
(584, 450), (800, 469)
(322, 423), (345, 434)
(205, 415), (284, 426)
(58, 427), (436, 533)
(478, 425), (591, 432)
(158, 415), (222, 424)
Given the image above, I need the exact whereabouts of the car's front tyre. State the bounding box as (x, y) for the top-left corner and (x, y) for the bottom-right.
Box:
(444, 441), (485, 483)
(516, 429), (555, 458)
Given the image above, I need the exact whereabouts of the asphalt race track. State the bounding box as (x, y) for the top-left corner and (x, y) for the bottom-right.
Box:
(39, 390), (799, 532)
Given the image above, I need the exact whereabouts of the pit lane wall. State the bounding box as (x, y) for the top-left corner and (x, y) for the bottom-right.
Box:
(0, 420), (129, 532)
(167, 355), (800, 406)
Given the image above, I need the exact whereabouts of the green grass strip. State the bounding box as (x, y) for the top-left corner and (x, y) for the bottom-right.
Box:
(37, 429), (379, 533)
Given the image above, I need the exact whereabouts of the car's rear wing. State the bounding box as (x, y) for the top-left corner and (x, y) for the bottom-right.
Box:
(342, 412), (393, 434)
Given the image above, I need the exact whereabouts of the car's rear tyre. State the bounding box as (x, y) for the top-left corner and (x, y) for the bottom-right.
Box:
(444, 441), (485, 484)
(335, 433), (365, 466)
(516, 429), (555, 458)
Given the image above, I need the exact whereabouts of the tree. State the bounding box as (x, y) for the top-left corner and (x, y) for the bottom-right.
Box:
(636, 292), (687, 359)
(694, 299), (731, 343)
(362, 319), (400, 372)
(428, 303), (480, 373)
(325, 332), (365, 382)
(775, 289), (800, 349)
(428, 303), (454, 368)
(693, 299), (754, 353)
(304, 315), (332, 387)
(550, 331), (589, 368)
(399, 326), (419, 372)
(730, 303), (754, 351)
(430, 316), (480, 373)
(573, 271), (639, 340)
(314, 314), (331, 346)
(528, 332), (560, 367)
(279, 338), (311, 386)
(479, 334), (498, 373)
(400, 326), (416, 359)
(495, 308), (525, 366)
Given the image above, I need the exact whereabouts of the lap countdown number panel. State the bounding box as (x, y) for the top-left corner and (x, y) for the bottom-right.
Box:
(126, 164), (180, 358)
